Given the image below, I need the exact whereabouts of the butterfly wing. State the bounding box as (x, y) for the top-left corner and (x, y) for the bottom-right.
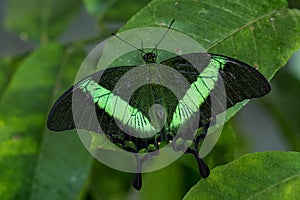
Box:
(161, 53), (271, 130)
(161, 53), (270, 178)
(47, 66), (157, 137)
(212, 53), (270, 104)
(48, 64), (185, 154)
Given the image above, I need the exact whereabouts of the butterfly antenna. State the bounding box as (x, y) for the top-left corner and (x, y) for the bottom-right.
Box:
(112, 33), (145, 54)
(151, 19), (175, 53)
(141, 41), (144, 57)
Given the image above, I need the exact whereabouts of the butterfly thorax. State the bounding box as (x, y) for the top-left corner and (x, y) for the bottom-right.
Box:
(143, 52), (157, 63)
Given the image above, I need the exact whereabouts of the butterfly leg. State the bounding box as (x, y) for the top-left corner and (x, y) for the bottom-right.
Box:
(132, 153), (151, 190)
(185, 123), (210, 178)
(132, 157), (142, 190)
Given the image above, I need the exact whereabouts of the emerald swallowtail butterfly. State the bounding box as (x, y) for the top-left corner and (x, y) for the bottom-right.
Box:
(47, 20), (271, 190)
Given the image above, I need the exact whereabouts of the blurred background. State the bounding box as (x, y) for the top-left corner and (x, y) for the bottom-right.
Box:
(0, 0), (299, 199)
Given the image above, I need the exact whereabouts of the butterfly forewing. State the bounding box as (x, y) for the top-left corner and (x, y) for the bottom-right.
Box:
(215, 55), (271, 108)
(161, 54), (270, 122)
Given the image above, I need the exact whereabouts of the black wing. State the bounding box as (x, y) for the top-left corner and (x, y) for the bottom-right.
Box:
(47, 66), (136, 132)
(161, 53), (270, 125)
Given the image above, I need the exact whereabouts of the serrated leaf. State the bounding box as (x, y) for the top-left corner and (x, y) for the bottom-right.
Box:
(3, 0), (82, 41)
(0, 44), (91, 199)
(183, 151), (300, 200)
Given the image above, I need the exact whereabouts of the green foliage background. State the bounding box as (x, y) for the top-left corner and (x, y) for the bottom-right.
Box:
(0, 0), (300, 199)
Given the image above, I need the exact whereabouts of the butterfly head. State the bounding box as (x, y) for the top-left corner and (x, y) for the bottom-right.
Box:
(143, 52), (157, 63)
(112, 20), (175, 65)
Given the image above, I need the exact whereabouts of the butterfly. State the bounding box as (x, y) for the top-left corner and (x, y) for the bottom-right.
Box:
(47, 20), (271, 190)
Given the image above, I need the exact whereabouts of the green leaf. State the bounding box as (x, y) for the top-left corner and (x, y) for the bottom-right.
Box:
(88, 161), (132, 200)
(83, 0), (118, 19)
(0, 44), (92, 199)
(205, 123), (237, 168)
(141, 163), (185, 200)
(3, 0), (82, 41)
(0, 58), (13, 96)
(118, 0), (300, 122)
(289, 0), (300, 9)
(83, 0), (151, 22)
(28, 47), (92, 200)
(0, 55), (25, 97)
(183, 151), (300, 200)
(103, 0), (151, 22)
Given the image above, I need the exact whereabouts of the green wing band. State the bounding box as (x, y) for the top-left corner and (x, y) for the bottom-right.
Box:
(170, 59), (221, 129)
(79, 79), (157, 137)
